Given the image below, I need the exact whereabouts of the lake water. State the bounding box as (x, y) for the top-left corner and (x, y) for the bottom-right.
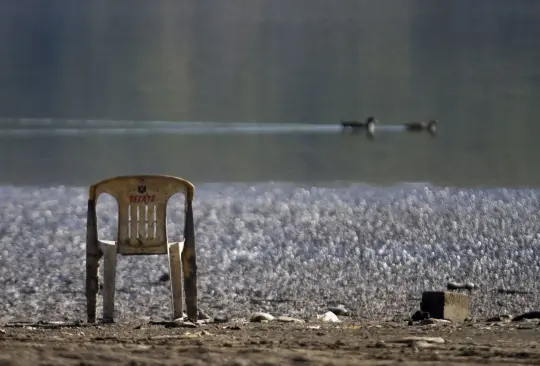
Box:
(1, 0), (539, 188)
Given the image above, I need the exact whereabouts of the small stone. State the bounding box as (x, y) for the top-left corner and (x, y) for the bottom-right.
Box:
(148, 317), (167, 324)
(486, 314), (512, 323)
(447, 281), (476, 291)
(183, 321), (198, 328)
(395, 337), (446, 344)
(421, 318), (452, 326)
(183, 330), (212, 338)
(170, 319), (198, 328)
(214, 315), (229, 323)
(250, 312), (274, 322)
(158, 273), (170, 282)
(182, 331), (200, 338)
(151, 335), (183, 340)
(317, 311), (341, 323)
(447, 281), (464, 290)
(198, 310), (210, 320)
(134, 345), (152, 351)
(414, 340), (435, 349)
(327, 306), (350, 316)
(411, 310), (430, 321)
(291, 355), (310, 363)
(276, 316), (304, 323)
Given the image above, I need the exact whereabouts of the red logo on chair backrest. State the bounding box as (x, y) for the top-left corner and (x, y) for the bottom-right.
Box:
(129, 194), (156, 204)
(130, 179), (155, 203)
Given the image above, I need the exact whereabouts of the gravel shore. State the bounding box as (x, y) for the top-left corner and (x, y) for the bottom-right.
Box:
(0, 183), (539, 323)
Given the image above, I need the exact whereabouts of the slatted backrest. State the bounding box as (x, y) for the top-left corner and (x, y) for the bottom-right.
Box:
(89, 175), (195, 255)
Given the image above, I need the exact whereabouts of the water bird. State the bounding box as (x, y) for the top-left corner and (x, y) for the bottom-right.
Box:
(340, 116), (378, 138)
(404, 120), (438, 136)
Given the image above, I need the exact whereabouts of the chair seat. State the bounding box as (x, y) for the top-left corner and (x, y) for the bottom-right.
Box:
(98, 239), (185, 256)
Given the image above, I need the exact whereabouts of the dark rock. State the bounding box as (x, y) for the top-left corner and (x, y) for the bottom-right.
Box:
(411, 310), (430, 321)
(496, 288), (532, 295)
(327, 306), (350, 316)
(512, 311), (540, 322)
(486, 314), (511, 322)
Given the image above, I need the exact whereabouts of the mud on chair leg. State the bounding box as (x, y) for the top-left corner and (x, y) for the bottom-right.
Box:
(168, 242), (184, 320)
(86, 253), (99, 323)
(102, 243), (118, 323)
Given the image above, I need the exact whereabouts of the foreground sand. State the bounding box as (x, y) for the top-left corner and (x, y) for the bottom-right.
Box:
(1, 318), (539, 365)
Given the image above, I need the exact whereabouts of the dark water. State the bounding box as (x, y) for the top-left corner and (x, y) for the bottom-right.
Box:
(1, 0), (539, 187)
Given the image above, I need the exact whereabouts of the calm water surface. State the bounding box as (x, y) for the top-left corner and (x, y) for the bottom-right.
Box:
(1, 0), (539, 188)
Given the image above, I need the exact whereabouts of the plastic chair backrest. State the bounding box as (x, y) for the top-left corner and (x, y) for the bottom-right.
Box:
(89, 175), (194, 255)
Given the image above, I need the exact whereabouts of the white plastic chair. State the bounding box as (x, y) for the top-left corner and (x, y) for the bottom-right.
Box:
(85, 175), (198, 323)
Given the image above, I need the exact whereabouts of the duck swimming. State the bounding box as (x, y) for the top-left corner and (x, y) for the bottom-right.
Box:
(341, 116), (378, 139)
(341, 116), (378, 134)
(404, 119), (438, 136)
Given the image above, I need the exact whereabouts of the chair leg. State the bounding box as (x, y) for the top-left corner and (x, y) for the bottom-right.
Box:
(86, 252), (99, 323)
(168, 242), (184, 320)
(86, 199), (100, 323)
(101, 243), (117, 323)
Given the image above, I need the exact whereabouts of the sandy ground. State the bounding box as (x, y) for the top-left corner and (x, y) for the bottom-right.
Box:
(1, 318), (539, 366)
